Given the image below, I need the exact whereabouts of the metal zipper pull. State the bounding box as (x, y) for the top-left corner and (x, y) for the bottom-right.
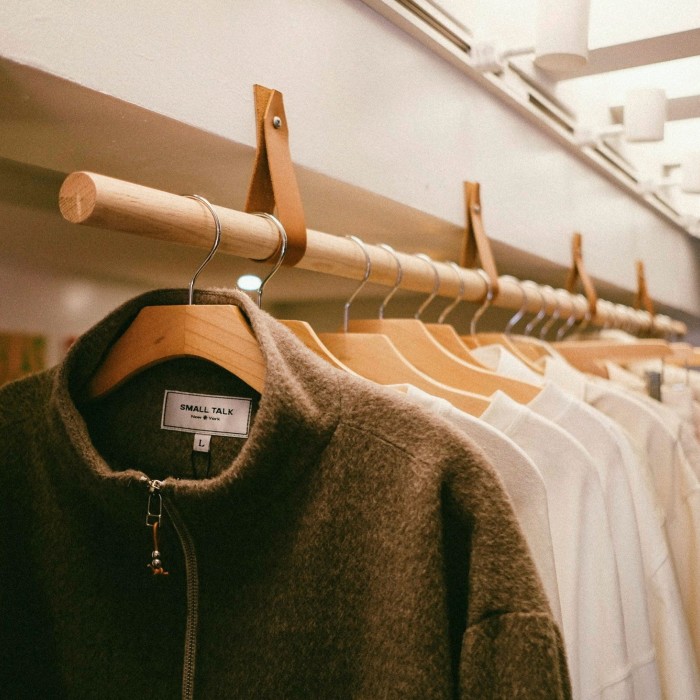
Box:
(144, 479), (169, 576)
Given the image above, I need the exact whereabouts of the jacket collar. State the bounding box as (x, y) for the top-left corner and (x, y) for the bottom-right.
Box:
(46, 288), (343, 518)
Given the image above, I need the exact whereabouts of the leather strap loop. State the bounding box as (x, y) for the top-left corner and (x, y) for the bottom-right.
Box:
(564, 232), (598, 317)
(245, 85), (307, 266)
(633, 260), (655, 316)
(460, 182), (500, 299)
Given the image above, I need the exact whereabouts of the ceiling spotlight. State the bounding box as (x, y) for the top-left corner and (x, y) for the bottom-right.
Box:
(534, 0), (591, 72)
(681, 152), (700, 194)
(574, 88), (667, 147)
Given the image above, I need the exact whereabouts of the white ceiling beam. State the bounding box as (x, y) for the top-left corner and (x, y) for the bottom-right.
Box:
(541, 28), (700, 80)
(611, 94), (700, 123)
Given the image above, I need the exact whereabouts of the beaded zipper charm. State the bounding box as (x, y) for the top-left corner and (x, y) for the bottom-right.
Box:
(145, 479), (169, 576)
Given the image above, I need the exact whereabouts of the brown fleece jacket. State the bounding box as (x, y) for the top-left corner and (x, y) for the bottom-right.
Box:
(0, 289), (571, 699)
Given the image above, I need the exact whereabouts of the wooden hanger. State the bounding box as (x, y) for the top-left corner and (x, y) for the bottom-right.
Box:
(464, 274), (546, 374)
(319, 332), (490, 415)
(89, 304), (266, 397)
(554, 337), (673, 375)
(280, 319), (358, 374)
(347, 247), (540, 405)
(423, 261), (489, 367)
(316, 239), (489, 415)
(88, 195), (266, 398)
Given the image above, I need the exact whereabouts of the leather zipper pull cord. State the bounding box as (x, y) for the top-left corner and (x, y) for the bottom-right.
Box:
(144, 478), (169, 576)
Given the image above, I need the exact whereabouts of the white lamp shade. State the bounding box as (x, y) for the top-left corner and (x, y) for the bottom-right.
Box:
(534, 0), (590, 71)
(624, 88), (666, 142)
(681, 152), (700, 194)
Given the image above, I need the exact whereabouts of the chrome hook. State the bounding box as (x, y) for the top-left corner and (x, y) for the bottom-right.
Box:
(251, 213), (288, 309)
(343, 235), (372, 332)
(470, 269), (495, 336)
(539, 286), (561, 340)
(556, 292), (580, 341)
(502, 276), (528, 336)
(438, 262), (466, 324)
(184, 194), (221, 305)
(378, 244), (403, 319)
(414, 253), (440, 319)
(523, 281), (547, 337)
(570, 299), (593, 337)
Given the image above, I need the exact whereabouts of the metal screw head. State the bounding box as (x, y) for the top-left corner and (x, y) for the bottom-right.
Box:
(473, 204), (481, 213)
(272, 116), (282, 129)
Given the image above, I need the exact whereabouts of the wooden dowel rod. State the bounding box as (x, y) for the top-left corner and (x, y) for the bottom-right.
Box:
(58, 171), (687, 337)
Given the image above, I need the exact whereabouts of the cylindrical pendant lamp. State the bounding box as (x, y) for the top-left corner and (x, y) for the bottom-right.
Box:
(534, 0), (590, 72)
(624, 88), (667, 142)
(681, 152), (700, 194)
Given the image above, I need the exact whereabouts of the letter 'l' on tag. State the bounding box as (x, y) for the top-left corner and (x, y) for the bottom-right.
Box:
(193, 434), (212, 453)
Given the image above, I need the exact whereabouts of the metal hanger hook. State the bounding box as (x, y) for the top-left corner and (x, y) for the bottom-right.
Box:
(539, 286), (561, 340)
(470, 269), (495, 336)
(343, 235), (372, 332)
(570, 296), (592, 337)
(438, 262), (466, 324)
(414, 253), (440, 319)
(556, 292), (580, 341)
(184, 194), (221, 305)
(378, 244), (403, 319)
(251, 213), (288, 309)
(502, 275), (528, 336)
(523, 281), (547, 337)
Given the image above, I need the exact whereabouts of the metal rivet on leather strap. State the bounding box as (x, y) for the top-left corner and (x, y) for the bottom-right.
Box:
(272, 116), (282, 128)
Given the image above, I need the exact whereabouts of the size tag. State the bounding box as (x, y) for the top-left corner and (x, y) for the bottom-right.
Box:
(193, 434), (212, 453)
(161, 390), (252, 438)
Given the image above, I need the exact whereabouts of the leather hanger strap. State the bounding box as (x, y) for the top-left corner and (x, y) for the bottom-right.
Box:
(564, 232), (598, 317)
(245, 84), (307, 266)
(460, 182), (500, 299)
(633, 260), (655, 316)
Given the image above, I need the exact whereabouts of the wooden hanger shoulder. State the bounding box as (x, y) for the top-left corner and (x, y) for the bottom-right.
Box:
(348, 318), (540, 404)
(553, 338), (672, 374)
(469, 332), (545, 374)
(88, 305), (266, 398)
(279, 319), (359, 375)
(319, 331), (489, 416)
(424, 323), (489, 368)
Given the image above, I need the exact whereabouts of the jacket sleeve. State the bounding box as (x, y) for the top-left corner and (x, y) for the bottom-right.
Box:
(442, 452), (572, 699)
(460, 611), (571, 699)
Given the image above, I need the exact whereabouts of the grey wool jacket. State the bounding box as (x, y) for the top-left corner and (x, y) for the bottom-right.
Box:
(0, 289), (571, 699)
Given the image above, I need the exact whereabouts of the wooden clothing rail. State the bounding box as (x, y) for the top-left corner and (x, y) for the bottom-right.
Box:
(58, 171), (687, 337)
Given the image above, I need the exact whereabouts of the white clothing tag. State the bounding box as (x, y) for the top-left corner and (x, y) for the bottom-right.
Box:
(161, 390), (252, 438)
(193, 434), (212, 453)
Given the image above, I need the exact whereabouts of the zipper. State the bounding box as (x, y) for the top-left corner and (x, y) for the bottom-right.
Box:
(141, 477), (200, 700)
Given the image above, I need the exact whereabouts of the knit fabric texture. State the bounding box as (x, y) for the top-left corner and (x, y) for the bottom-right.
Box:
(0, 288), (571, 699)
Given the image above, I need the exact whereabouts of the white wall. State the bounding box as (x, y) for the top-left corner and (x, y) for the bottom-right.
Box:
(0, 0), (698, 327)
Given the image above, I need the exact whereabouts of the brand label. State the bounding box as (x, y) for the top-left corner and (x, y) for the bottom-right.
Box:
(161, 390), (252, 438)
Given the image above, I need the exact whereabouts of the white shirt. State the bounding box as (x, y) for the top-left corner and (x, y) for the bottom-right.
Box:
(482, 350), (664, 697)
(544, 357), (700, 698)
(529, 382), (661, 699)
(481, 391), (631, 700)
(471, 343), (545, 385)
(396, 383), (563, 628)
(584, 379), (700, 679)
